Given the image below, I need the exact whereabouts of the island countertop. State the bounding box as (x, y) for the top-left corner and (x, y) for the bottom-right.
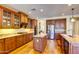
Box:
(33, 34), (47, 38)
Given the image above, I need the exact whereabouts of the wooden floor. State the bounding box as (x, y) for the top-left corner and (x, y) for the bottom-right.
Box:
(9, 40), (61, 54)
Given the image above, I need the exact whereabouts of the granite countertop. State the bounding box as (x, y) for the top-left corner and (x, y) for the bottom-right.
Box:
(33, 34), (47, 38)
(61, 34), (79, 43)
(0, 34), (22, 39)
(0, 32), (33, 39)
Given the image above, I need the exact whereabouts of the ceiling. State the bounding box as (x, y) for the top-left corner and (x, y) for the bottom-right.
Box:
(3, 4), (79, 19)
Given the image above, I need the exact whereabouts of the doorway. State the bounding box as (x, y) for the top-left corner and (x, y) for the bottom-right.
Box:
(46, 18), (66, 40)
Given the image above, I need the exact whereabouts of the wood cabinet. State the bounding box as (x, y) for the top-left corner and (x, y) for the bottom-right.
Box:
(31, 19), (37, 29)
(0, 39), (4, 54)
(33, 35), (47, 52)
(18, 12), (28, 23)
(28, 33), (33, 41)
(16, 35), (24, 48)
(13, 14), (20, 29)
(0, 5), (20, 29)
(5, 36), (16, 53)
(0, 5), (35, 29)
(0, 33), (33, 54)
(57, 34), (69, 54)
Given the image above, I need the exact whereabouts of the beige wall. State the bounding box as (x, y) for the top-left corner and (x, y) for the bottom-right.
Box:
(37, 16), (79, 35)
(66, 17), (73, 35)
(37, 20), (46, 34)
(37, 17), (73, 35)
(74, 19), (79, 35)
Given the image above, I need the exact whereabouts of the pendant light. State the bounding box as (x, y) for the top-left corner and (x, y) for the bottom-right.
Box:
(71, 8), (75, 37)
(71, 8), (75, 22)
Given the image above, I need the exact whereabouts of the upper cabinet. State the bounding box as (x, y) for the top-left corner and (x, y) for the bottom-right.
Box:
(30, 19), (37, 29)
(0, 5), (20, 29)
(18, 12), (28, 23)
(0, 5), (36, 29)
(13, 14), (20, 29)
(2, 10), (11, 28)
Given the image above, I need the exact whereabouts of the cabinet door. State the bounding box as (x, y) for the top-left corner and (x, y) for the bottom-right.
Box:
(25, 34), (28, 43)
(5, 36), (16, 53)
(23, 34), (27, 44)
(30, 33), (33, 41)
(2, 10), (12, 29)
(28, 33), (33, 42)
(21, 14), (25, 23)
(0, 39), (4, 53)
(63, 39), (69, 54)
(25, 16), (28, 23)
(16, 35), (24, 48)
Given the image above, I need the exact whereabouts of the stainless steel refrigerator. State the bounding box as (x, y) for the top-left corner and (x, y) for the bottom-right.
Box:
(47, 25), (55, 40)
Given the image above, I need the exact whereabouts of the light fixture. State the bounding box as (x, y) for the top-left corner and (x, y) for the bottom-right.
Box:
(71, 18), (75, 22)
(71, 8), (75, 22)
(68, 4), (72, 6)
(70, 8), (76, 37)
(40, 9), (44, 12)
(61, 13), (64, 16)
(28, 12), (31, 14)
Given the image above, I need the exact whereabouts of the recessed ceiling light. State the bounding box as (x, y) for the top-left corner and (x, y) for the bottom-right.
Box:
(29, 12), (31, 14)
(40, 9), (44, 12)
(68, 4), (72, 6)
(62, 13), (64, 16)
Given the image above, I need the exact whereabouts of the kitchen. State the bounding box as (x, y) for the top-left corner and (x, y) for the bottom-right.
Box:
(0, 4), (79, 54)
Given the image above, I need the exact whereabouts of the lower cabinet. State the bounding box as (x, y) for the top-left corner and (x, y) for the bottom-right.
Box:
(0, 39), (5, 54)
(5, 36), (16, 53)
(63, 39), (69, 54)
(0, 33), (33, 54)
(23, 34), (26, 44)
(28, 33), (33, 42)
(56, 34), (69, 54)
(16, 35), (24, 48)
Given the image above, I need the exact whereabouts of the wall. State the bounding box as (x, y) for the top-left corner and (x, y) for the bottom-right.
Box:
(66, 17), (73, 35)
(37, 16), (73, 35)
(37, 15), (79, 35)
(37, 19), (46, 34)
(74, 19), (79, 35)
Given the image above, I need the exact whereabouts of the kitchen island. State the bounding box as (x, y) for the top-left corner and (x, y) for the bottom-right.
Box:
(59, 34), (79, 54)
(33, 34), (47, 52)
(0, 32), (33, 54)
